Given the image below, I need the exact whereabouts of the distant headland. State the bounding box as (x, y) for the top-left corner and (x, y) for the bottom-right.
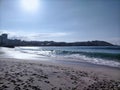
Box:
(0, 33), (114, 47)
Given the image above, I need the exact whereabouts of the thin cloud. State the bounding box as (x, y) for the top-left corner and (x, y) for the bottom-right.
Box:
(107, 37), (120, 45)
(0, 30), (70, 41)
(32, 33), (68, 38)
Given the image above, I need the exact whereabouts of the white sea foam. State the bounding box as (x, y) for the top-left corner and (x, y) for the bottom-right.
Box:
(53, 54), (120, 68)
(0, 47), (47, 60)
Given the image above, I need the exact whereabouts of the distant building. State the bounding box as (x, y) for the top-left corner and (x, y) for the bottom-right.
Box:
(0, 33), (22, 46)
(0, 33), (8, 45)
(0, 36), (2, 45)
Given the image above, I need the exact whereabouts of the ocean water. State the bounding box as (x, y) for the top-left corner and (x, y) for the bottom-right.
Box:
(0, 46), (120, 68)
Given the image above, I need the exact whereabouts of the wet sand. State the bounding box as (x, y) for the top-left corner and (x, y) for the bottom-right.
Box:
(0, 58), (120, 90)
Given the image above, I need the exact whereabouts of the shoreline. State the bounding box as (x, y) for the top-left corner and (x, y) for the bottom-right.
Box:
(1, 46), (120, 69)
(0, 58), (120, 90)
(1, 57), (120, 70)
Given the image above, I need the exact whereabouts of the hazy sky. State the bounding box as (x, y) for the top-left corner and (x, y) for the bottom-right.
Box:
(0, 0), (120, 44)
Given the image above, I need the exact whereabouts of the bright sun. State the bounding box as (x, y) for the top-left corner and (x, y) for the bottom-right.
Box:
(20, 0), (39, 13)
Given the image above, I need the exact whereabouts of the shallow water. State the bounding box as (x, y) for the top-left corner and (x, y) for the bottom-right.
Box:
(0, 46), (120, 68)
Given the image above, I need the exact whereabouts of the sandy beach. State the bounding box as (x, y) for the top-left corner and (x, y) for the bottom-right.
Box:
(0, 58), (120, 90)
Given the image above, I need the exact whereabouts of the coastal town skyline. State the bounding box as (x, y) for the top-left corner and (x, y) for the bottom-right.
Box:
(0, 0), (120, 45)
(0, 33), (114, 46)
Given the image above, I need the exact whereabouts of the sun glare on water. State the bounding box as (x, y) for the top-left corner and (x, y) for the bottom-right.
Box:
(20, 0), (40, 13)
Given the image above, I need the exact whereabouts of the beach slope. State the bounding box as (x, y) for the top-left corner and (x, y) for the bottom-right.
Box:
(0, 58), (120, 90)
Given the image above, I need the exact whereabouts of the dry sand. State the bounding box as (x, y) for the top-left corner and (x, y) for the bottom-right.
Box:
(0, 58), (120, 90)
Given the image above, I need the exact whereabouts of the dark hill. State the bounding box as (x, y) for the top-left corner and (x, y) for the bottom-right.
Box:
(1, 40), (113, 46)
